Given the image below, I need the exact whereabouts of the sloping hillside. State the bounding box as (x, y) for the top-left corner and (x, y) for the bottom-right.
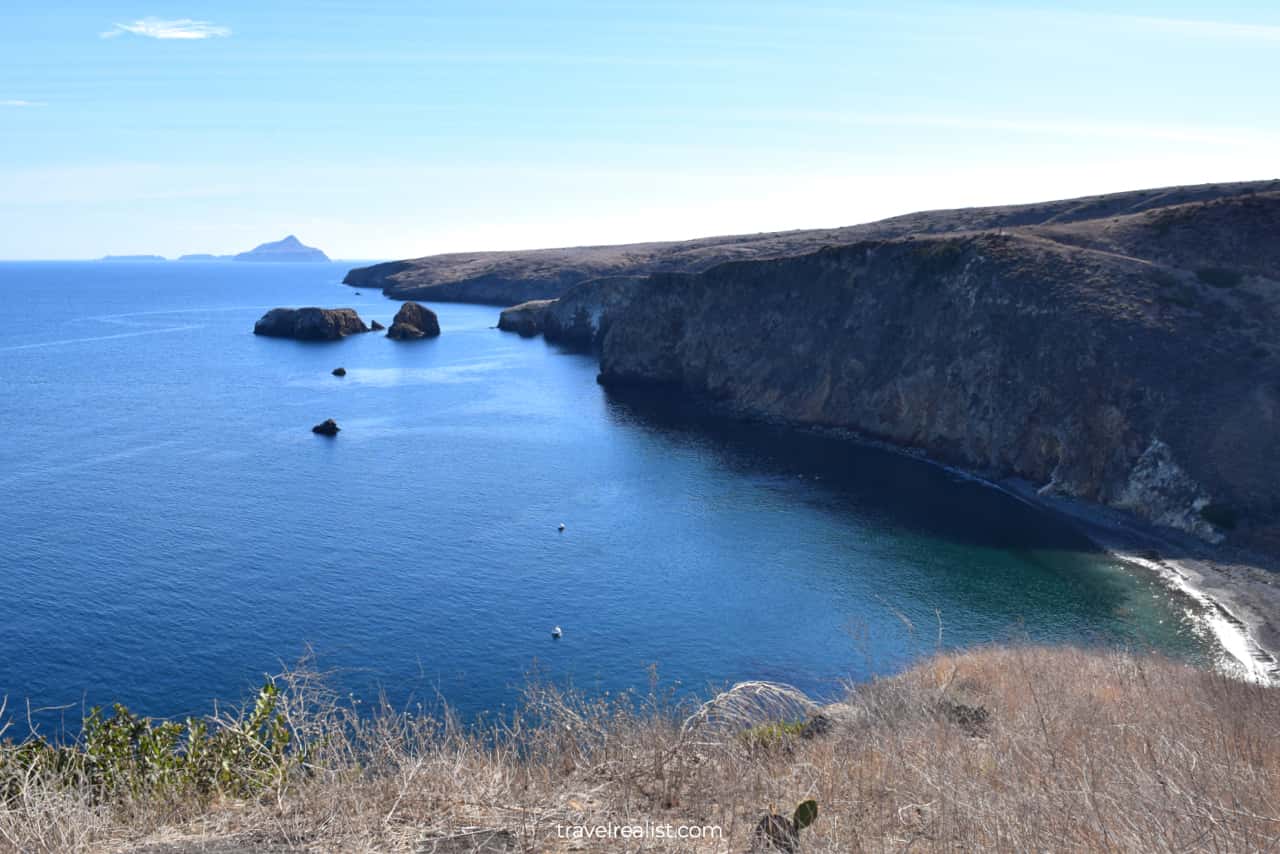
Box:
(343, 180), (1280, 304)
(13, 647), (1280, 853)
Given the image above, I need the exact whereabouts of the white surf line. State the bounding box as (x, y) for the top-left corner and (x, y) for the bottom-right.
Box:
(0, 439), (186, 488)
(906, 461), (1280, 684)
(0, 325), (203, 352)
(83, 304), (292, 322)
(1114, 551), (1280, 685)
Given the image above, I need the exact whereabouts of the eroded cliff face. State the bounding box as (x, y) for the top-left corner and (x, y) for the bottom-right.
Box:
(494, 277), (650, 347)
(596, 202), (1280, 550)
(542, 276), (648, 348)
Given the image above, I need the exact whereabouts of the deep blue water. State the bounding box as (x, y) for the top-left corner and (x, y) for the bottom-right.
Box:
(0, 261), (1210, 732)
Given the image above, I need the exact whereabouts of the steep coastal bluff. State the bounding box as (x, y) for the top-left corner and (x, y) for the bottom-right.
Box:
(592, 191), (1280, 551)
(353, 184), (1280, 550)
(344, 180), (1278, 304)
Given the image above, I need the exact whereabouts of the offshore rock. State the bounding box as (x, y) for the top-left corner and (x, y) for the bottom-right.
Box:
(253, 307), (369, 340)
(386, 302), (440, 340)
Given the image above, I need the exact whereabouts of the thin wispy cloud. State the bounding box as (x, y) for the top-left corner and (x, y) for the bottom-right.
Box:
(1118, 15), (1280, 42)
(1, 99), (45, 107)
(723, 110), (1280, 150)
(860, 114), (1278, 148)
(101, 17), (231, 40)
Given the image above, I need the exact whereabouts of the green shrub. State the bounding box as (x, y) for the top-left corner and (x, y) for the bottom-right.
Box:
(754, 799), (819, 851)
(738, 719), (806, 750)
(0, 681), (296, 805)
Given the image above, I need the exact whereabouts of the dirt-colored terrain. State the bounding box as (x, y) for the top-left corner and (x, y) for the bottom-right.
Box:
(343, 180), (1280, 304)
(10, 647), (1278, 852)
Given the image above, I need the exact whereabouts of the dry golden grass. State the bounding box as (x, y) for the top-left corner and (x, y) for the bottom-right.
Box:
(3, 645), (1278, 853)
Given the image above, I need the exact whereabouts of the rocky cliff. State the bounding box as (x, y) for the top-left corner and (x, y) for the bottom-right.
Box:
(344, 180), (1279, 304)
(496, 277), (648, 346)
(593, 191), (1280, 551)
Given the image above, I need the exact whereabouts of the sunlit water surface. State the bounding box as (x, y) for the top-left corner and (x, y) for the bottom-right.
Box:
(0, 261), (1211, 732)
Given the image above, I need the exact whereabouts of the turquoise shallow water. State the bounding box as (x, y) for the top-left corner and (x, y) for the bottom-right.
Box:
(0, 261), (1210, 732)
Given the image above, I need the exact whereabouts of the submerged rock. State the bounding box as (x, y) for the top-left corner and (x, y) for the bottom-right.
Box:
(312, 418), (340, 436)
(253, 307), (369, 340)
(332, 367), (346, 377)
(386, 302), (440, 340)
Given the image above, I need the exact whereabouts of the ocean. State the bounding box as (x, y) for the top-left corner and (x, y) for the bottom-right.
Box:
(0, 260), (1212, 733)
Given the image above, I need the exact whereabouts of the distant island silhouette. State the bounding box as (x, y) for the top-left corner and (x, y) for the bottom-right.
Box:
(233, 235), (330, 263)
(103, 235), (330, 263)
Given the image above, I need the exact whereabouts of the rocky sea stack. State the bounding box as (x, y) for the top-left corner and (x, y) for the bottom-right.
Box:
(386, 302), (440, 340)
(311, 419), (340, 436)
(253, 308), (369, 340)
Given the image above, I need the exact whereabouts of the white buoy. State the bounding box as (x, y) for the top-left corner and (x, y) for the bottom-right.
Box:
(558, 523), (566, 532)
(552, 625), (562, 639)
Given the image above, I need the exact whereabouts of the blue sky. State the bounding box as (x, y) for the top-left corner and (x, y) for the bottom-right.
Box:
(2, 1), (1278, 259)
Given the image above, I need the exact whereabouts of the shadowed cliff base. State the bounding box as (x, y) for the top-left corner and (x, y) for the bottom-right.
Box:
(5, 646), (1278, 852)
(584, 193), (1280, 554)
(599, 384), (1101, 554)
(354, 179), (1280, 674)
(476, 178), (1280, 674)
(597, 384), (1280, 681)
